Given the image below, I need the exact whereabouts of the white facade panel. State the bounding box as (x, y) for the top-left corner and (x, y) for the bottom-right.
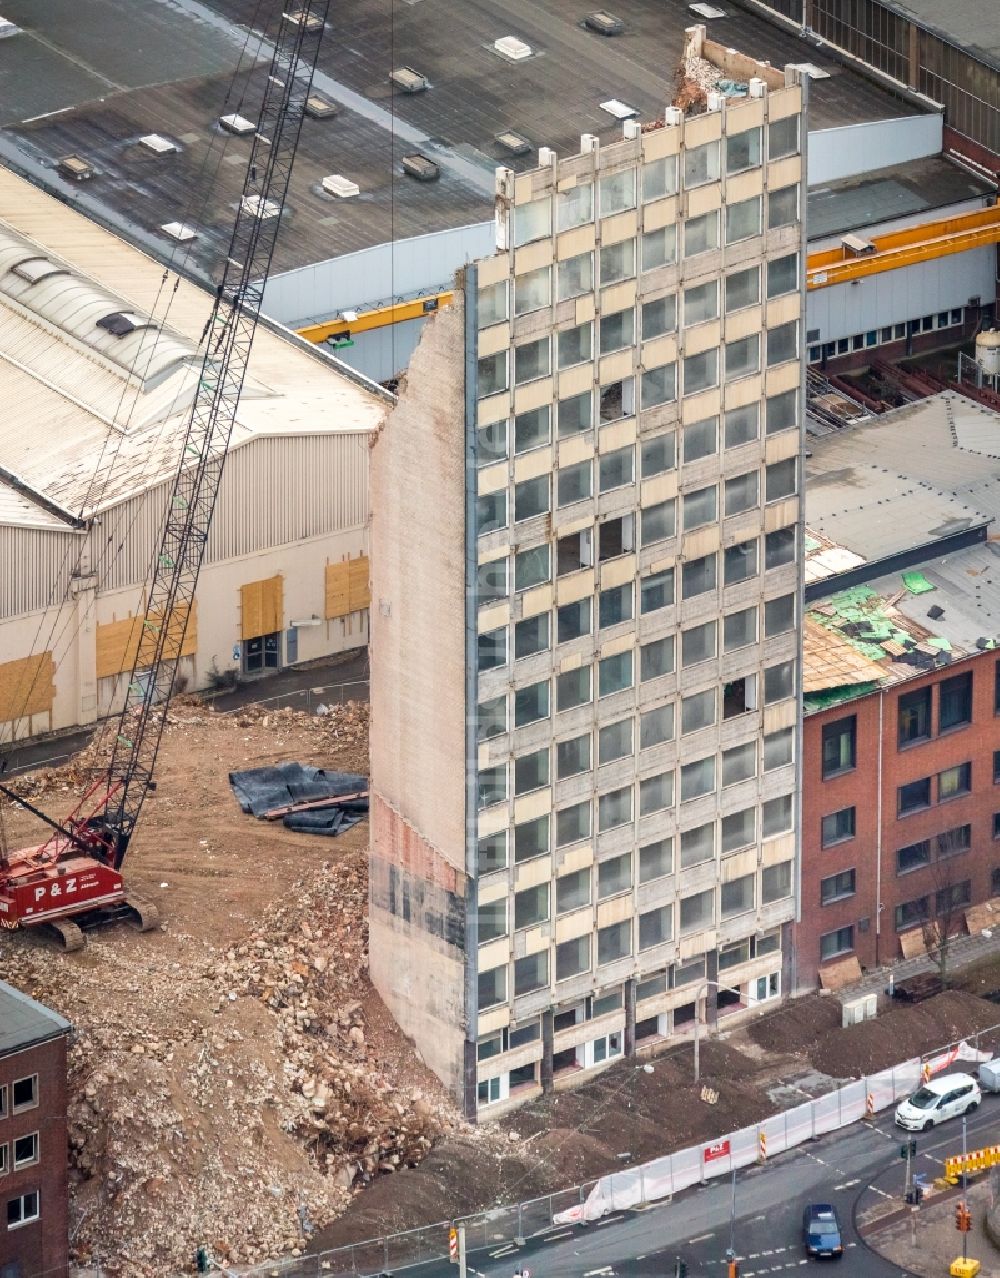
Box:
(808, 114), (943, 186)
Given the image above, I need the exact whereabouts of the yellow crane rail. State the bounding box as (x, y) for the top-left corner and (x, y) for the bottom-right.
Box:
(297, 291), (454, 343)
(807, 205), (1000, 291)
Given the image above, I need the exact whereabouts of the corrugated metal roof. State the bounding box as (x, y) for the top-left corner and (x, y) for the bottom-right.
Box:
(0, 165), (387, 526)
(0, 981), (71, 1056)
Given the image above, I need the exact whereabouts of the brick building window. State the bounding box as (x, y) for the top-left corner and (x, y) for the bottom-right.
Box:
(994, 814), (1000, 840)
(937, 825), (972, 858)
(12, 1134), (38, 1170)
(820, 868), (856, 904)
(895, 896), (930, 930)
(821, 806), (855, 847)
(995, 659), (1000, 713)
(0, 1085), (5, 1119)
(897, 839), (931, 874)
(6, 1191), (39, 1229)
(938, 762), (971, 802)
(11, 1076), (36, 1113)
(939, 672), (973, 731)
(822, 716), (856, 778)
(898, 686), (931, 747)
(820, 925), (854, 960)
(898, 776), (931, 815)
(994, 749), (1000, 783)
(936, 880), (972, 914)
(0, 1144), (6, 1175)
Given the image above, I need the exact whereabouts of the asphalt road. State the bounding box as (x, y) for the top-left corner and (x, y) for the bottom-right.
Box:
(404, 1090), (1000, 1278)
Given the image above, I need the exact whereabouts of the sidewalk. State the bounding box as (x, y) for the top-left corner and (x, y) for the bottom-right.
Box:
(841, 928), (1000, 1000)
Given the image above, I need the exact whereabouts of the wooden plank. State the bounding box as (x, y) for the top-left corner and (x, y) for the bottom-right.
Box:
(261, 574), (283, 635)
(818, 955), (862, 992)
(262, 790), (368, 820)
(0, 651), (55, 723)
(325, 560), (352, 619)
(965, 898), (1000, 935)
(899, 927), (928, 959)
(96, 604), (197, 680)
(348, 555), (371, 611)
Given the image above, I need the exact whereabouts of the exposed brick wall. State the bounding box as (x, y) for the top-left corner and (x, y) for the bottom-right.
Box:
(798, 651), (1000, 988)
(0, 1035), (69, 1278)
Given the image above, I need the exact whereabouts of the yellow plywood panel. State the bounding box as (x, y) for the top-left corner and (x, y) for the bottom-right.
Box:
(96, 604), (197, 680)
(325, 557), (370, 620)
(241, 575), (284, 641)
(0, 652), (55, 723)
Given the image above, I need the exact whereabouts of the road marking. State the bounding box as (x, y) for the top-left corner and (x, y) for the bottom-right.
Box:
(833, 1178), (860, 1190)
(584, 1267), (613, 1276)
(635, 1255), (646, 1262)
(490, 1245), (517, 1258)
(545, 1229), (573, 1241)
(867, 1185), (893, 1200)
(596, 1214), (625, 1227)
(687, 1233), (714, 1244)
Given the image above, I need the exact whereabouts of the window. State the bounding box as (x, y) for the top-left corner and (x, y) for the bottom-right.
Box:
(478, 556), (507, 607)
(557, 666), (591, 711)
(640, 567), (674, 614)
(600, 168), (636, 216)
(939, 762), (972, 801)
(682, 619), (717, 666)
(684, 348), (719, 395)
(722, 740), (756, 787)
(765, 593), (794, 636)
(599, 582), (633, 629)
(478, 695), (506, 741)
(899, 686), (932, 747)
(940, 672), (973, 731)
(761, 528), (793, 574)
(558, 390), (593, 436)
(514, 748), (549, 797)
(820, 869), (856, 905)
(766, 389), (797, 436)
(514, 613), (548, 659)
(684, 141), (720, 188)
(12, 1132), (37, 1170)
(768, 185), (798, 229)
(477, 351), (508, 398)
(599, 852), (632, 899)
(479, 830), (508, 875)
(643, 155), (678, 201)
(600, 446), (634, 492)
(556, 867), (592, 914)
(514, 265), (551, 316)
(514, 475), (549, 522)
(762, 860), (792, 903)
(514, 951), (548, 995)
(558, 251), (594, 300)
(820, 925), (854, 960)
(478, 627), (506, 672)
(514, 546), (550, 595)
(598, 920), (632, 964)
(556, 801), (591, 847)
(477, 763), (506, 810)
(514, 197), (551, 246)
(479, 899), (507, 943)
(557, 183), (593, 231)
(558, 597), (591, 643)
(681, 755), (715, 802)
(726, 196), (761, 243)
(725, 405), (759, 452)
(640, 838), (672, 882)
(6, 1191), (39, 1229)
(719, 940), (750, 971)
(725, 265), (760, 313)
(682, 687), (716, 735)
(601, 379), (637, 424)
(641, 500), (676, 547)
(640, 704), (673, 748)
(682, 555), (717, 601)
(764, 660), (794, 704)
(599, 718), (633, 766)
(600, 309), (635, 354)
(725, 334), (759, 380)
(641, 225), (677, 271)
(478, 279), (508, 329)
(762, 793), (793, 837)
(639, 905), (672, 950)
(684, 485), (717, 531)
(684, 211), (719, 258)
(599, 651), (633, 697)
(684, 280), (718, 326)
(557, 459), (592, 507)
(479, 965), (507, 1009)
(895, 896), (930, 931)
(727, 127), (761, 173)
(897, 839), (931, 874)
(510, 821), (547, 871)
(640, 772), (672, 815)
(937, 824), (972, 858)
(680, 889), (714, 933)
(477, 419), (507, 467)
(721, 874), (755, 917)
(641, 362), (676, 408)
(721, 807), (755, 854)
(764, 727), (793, 771)
(557, 322), (592, 369)
(822, 716), (856, 778)
(514, 883), (549, 929)
(769, 114), (799, 159)
(821, 807), (856, 847)
(642, 294), (676, 339)
(556, 935), (591, 980)
(767, 253), (798, 298)
(601, 238), (636, 285)
(937, 880), (972, 915)
(684, 415), (717, 462)
(724, 539), (758, 585)
(641, 635), (674, 681)
(766, 321), (798, 368)
(680, 822), (714, 868)
(514, 408), (551, 458)
(898, 776), (931, 815)
(477, 491), (508, 537)
(556, 732), (591, 780)
(724, 606), (757, 651)
(599, 786), (633, 832)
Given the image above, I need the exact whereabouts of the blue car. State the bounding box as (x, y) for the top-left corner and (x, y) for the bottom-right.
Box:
(802, 1204), (844, 1259)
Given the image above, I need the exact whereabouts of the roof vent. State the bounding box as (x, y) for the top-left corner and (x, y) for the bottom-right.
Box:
(390, 67), (427, 93)
(584, 11), (624, 35)
(402, 153), (440, 182)
(96, 311), (150, 338)
(496, 129), (531, 157)
(11, 257), (64, 284)
(600, 98), (637, 119)
(304, 93), (339, 119)
(283, 8), (325, 32)
(139, 133), (178, 154)
(494, 35), (532, 60)
(161, 221), (198, 242)
(322, 174), (359, 198)
(241, 194), (281, 218)
(57, 155), (93, 181)
(689, 2), (726, 16)
(219, 113), (256, 135)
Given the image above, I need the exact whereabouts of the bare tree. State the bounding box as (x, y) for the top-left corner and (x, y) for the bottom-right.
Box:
(922, 829), (971, 989)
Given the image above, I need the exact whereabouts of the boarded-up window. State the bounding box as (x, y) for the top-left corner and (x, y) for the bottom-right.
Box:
(96, 603), (197, 680)
(0, 652), (55, 723)
(240, 575), (284, 641)
(325, 555), (370, 620)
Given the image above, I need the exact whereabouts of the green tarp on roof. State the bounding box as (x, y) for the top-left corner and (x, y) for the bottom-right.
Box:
(902, 571), (935, 595)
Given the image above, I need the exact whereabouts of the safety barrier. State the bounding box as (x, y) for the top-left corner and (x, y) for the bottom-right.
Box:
(944, 1144), (1000, 1184)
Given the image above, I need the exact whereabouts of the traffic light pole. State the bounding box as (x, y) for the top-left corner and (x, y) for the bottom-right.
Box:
(962, 1117), (968, 1264)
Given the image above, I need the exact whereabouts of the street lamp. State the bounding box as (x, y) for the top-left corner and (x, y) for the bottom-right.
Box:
(692, 978), (744, 1083)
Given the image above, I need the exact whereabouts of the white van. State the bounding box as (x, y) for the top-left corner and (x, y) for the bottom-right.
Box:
(894, 1073), (981, 1131)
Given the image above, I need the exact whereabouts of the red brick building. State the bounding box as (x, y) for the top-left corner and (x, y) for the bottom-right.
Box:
(0, 982), (71, 1278)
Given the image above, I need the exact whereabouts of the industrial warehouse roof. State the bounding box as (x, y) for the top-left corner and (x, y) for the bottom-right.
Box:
(0, 980), (71, 1056)
(0, 164), (386, 529)
(879, 0), (1000, 67)
(0, 0), (917, 278)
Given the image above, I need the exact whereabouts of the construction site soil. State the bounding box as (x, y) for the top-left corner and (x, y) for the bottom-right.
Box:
(3, 701), (1000, 1273)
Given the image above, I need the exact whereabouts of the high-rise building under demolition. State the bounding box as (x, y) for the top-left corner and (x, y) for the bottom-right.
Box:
(370, 29), (806, 1118)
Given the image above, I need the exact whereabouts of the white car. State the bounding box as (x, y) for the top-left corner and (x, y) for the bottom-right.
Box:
(894, 1073), (981, 1131)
